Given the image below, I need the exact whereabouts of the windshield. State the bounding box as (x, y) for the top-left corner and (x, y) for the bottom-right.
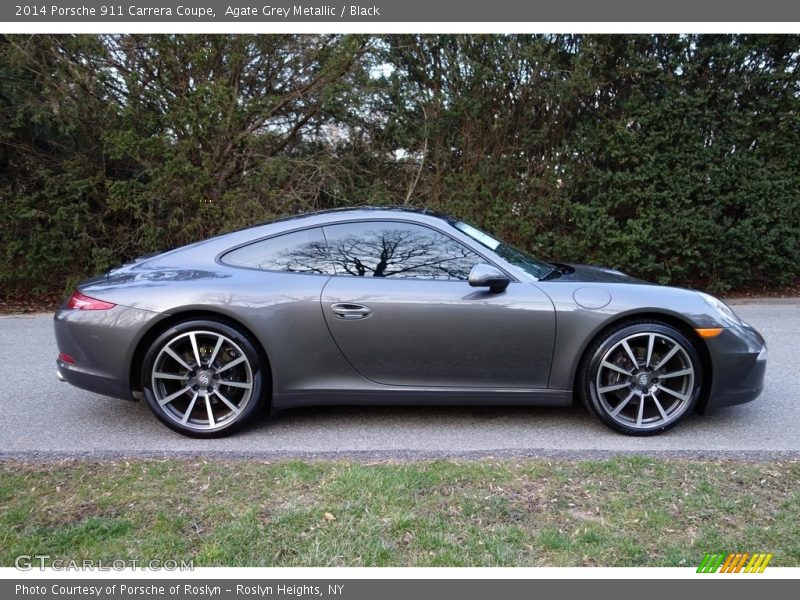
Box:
(452, 221), (553, 279)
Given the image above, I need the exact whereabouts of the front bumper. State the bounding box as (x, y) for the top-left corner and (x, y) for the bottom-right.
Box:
(54, 303), (164, 400)
(704, 321), (767, 410)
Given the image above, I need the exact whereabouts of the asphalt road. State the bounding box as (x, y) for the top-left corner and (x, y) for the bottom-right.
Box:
(1, 301), (797, 460)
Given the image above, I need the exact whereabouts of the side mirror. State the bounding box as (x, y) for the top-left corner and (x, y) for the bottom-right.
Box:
(468, 264), (510, 293)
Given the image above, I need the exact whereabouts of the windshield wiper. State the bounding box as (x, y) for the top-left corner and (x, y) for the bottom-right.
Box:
(539, 263), (562, 281)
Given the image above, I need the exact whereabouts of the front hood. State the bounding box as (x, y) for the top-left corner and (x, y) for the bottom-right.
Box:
(548, 262), (650, 284)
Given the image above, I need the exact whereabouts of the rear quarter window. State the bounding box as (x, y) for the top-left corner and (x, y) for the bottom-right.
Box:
(221, 228), (334, 274)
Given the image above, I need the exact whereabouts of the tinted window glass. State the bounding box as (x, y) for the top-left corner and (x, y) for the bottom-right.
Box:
(222, 228), (334, 274)
(452, 220), (552, 279)
(323, 221), (482, 280)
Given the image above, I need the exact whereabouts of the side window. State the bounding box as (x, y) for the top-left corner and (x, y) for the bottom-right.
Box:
(322, 221), (482, 280)
(222, 227), (334, 274)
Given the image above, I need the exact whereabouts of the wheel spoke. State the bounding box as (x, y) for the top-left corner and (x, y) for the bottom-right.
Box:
(154, 372), (187, 381)
(636, 396), (645, 426)
(216, 355), (246, 374)
(158, 385), (191, 406)
(621, 340), (639, 369)
(611, 390), (636, 416)
(181, 392), (199, 425)
(164, 347), (192, 371)
(213, 389), (242, 415)
(659, 368), (693, 380)
(208, 335), (225, 367)
(655, 384), (689, 402)
(601, 361), (633, 377)
(645, 334), (655, 368)
(653, 344), (680, 370)
(189, 332), (202, 367)
(652, 393), (669, 421)
(219, 380), (252, 390)
(204, 394), (216, 428)
(598, 381), (631, 394)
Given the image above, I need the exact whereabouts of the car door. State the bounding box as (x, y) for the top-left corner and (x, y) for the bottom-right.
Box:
(320, 220), (556, 388)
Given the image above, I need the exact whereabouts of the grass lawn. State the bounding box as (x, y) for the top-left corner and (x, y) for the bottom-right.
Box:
(1, 457), (798, 567)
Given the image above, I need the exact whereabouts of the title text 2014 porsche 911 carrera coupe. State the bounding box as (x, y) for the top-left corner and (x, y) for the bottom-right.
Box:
(54, 207), (767, 437)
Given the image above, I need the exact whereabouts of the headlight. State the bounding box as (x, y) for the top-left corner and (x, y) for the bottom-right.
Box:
(697, 292), (741, 326)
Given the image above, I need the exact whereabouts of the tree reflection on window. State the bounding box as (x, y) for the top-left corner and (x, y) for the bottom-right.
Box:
(323, 223), (481, 280)
(223, 228), (334, 274)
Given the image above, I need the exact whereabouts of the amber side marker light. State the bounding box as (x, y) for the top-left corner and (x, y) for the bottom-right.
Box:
(695, 327), (724, 338)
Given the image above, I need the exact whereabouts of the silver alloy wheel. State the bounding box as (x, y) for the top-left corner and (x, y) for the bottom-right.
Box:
(594, 332), (695, 431)
(151, 330), (254, 432)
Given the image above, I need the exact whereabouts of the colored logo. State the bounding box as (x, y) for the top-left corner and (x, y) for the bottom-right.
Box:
(697, 553), (773, 573)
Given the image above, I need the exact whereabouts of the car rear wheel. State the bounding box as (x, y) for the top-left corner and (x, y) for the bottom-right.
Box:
(579, 322), (702, 435)
(141, 319), (266, 437)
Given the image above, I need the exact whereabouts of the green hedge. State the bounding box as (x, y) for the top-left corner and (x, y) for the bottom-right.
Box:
(1, 34), (798, 295)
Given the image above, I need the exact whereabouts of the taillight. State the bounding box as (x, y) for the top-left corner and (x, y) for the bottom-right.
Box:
(66, 291), (116, 310)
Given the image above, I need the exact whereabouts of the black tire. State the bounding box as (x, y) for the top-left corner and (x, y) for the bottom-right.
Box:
(141, 319), (267, 438)
(578, 321), (702, 436)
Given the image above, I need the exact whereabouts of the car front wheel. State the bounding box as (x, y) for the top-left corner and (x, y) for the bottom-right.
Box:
(580, 322), (703, 435)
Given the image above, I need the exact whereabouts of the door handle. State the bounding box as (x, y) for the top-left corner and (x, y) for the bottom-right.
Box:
(330, 303), (372, 320)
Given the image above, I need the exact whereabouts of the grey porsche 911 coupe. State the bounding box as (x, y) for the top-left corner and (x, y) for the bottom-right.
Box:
(54, 207), (766, 437)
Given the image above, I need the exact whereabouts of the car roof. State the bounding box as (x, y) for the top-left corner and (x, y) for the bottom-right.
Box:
(224, 206), (461, 241)
(254, 205), (454, 228)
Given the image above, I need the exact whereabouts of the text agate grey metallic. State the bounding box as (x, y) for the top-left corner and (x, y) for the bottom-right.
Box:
(54, 207), (766, 437)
